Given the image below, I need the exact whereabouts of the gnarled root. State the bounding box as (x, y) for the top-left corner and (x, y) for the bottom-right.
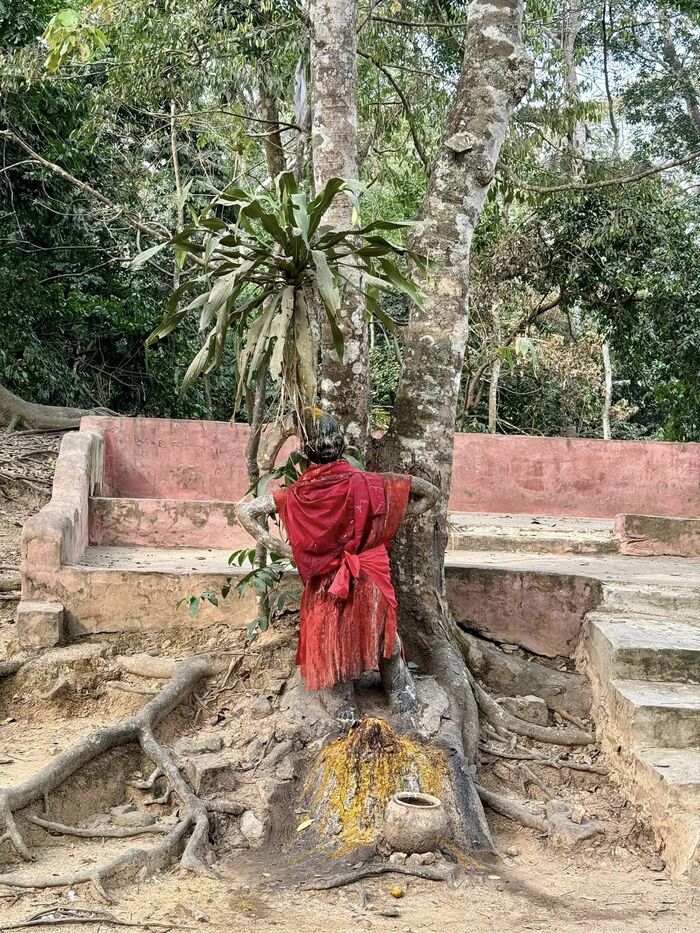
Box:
(302, 861), (459, 891)
(0, 383), (115, 432)
(0, 657), (222, 899)
(456, 628), (591, 719)
(469, 675), (594, 746)
(475, 784), (548, 834)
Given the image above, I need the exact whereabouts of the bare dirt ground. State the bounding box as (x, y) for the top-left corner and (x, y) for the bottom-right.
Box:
(0, 430), (698, 933)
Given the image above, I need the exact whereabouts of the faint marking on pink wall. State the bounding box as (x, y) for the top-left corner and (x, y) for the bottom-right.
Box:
(81, 417), (700, 519)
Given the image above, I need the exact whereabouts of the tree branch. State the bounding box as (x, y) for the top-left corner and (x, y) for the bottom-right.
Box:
(502, 149), (700, 194)
(358, 51), (430, 172)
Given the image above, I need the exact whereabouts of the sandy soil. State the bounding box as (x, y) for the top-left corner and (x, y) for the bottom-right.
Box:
(0, 430), (697, 932)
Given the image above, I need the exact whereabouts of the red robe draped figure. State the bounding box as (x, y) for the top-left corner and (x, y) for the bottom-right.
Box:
(273, 460), (412, 690)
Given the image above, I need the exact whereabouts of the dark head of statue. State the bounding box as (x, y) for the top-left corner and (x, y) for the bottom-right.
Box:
(304, 412), (345, 464)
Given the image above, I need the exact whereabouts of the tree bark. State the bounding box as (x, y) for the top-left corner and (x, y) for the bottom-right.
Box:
(0, 383), (113, 431)
(310, 0), (370, 455)
(381, 0), (532, 761)
(562, 1), (585, 168)
(259, 82), (287, 179)
(602, 340), (612, 439)
(659, 10), (700, 137)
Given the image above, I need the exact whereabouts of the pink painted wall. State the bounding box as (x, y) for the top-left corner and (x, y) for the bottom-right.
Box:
(80, 417), (700, 519)
(89, 497), (251, 549)
(80, 416), (295, 501)
(450, 434), (699, 519)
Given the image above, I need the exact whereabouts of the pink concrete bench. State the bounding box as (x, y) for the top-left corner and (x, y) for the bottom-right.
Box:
(17, 416), (699, 656)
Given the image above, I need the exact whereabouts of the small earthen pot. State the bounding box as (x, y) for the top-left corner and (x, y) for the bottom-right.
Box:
(383, 792), (447, 854)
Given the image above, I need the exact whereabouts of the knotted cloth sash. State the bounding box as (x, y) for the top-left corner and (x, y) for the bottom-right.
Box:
(327, 544), (398, 608)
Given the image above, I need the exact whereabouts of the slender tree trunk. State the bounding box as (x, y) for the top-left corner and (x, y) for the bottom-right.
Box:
(562, 1), (585, 169)
(602, 340), (612, 440)
(488, 359), (501, 433)
(310, 0), (370, 455)
(602, 1), (620, 155)
(259, 82), (287, 179)
(659, 10), (700, 137)
(381, 0), (532, 761)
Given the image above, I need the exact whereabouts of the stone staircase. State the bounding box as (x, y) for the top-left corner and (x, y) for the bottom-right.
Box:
(578, 583), (700, 878)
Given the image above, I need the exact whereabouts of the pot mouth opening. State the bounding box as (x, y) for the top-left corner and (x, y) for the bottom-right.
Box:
(393, 792), (441, 809)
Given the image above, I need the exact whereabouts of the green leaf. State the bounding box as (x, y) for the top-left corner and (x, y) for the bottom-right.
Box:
(365, 292), (396, 333)
(311, 249), (340, 314)
(292, 193), (311, 247)
(129, 241), (167, 270)
(188, 597), (201, 618)
(238, 199), (289, 248)
(307, 178), (347, 237)
(269, 285), (295, 381)
(378, 257), (423, 306)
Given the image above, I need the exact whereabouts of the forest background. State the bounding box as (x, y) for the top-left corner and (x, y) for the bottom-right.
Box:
(1, 0), (699, 443)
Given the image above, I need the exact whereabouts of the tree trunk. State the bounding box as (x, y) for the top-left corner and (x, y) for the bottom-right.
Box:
(259, 82), (287, 179)
(602, 0), (620, 155)
(562, 1), (585, 168)
(0, 383), (113, 431)
(602, 340), (612, 439)
(659, 10), (700, 137)
(487, 358), (501, 433)
(310, 0), (370, 455)
(381, 0), (532, 763)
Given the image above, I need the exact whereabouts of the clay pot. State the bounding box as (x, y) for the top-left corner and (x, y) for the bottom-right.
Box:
(383, 792), (447, 854)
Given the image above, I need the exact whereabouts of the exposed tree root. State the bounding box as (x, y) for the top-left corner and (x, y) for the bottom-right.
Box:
(469, 676), (594, 746)
(456, 628), (591, 719)
(0, 661), (25, 679)
(301, 861), (459, 891)
(0, 658), (222, 899)
(480, 742), (609, 776)
(0, 906), (182, 930)
(0, 575), (20, 593)
(475, 785), (548, 834)
(0, 384), (115, 432)
(0, 821), (191, 902)
(27, 816), (171, 839)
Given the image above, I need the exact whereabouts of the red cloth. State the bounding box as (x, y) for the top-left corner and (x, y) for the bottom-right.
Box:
(273, 460), (412, 690)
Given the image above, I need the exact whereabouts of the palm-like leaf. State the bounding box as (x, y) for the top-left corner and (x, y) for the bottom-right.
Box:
(136, 174), (429, 411)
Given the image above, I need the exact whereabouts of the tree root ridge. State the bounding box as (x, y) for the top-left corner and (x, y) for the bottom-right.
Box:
(470, 676), (594, 746)
(475, 784), (548, 834)
(0, 657), (221, 898)
(301, 861), (459, 891)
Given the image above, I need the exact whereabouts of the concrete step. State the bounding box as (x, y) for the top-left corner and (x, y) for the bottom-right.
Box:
(623, 747), (700, 877)
(447, 513), (617, 555)
(601, 582), (700, 626)
(610, 679), (700, 749)
(634, 747), (700, 817)
(583, 614), (700, 684)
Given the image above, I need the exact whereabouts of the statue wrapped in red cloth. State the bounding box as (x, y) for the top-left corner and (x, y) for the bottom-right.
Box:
(236, 414), (440, 722)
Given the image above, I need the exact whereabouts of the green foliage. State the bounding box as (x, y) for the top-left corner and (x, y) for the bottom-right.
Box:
(183, 547), (298, 645)
(141, 171), (427, 413)
(2, 0), (700, 444)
